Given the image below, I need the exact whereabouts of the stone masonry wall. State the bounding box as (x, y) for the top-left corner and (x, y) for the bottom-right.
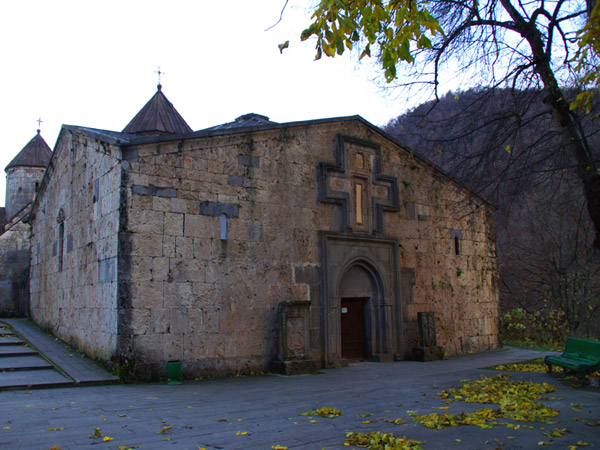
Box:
(377, 138), (499, 356)
(29, 130), (122, 362)
(0, 218), (30, 317)
(119, 119), (498, 379)
(5, 167), (45, 220)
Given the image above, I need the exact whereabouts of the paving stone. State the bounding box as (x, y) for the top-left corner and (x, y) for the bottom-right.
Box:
(0, 347), (598, 450)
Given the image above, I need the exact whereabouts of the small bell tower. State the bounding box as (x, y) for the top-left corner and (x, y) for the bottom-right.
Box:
(4, 126), (52, 219)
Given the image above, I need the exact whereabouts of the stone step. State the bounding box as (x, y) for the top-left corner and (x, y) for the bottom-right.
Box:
(0, 355), (54, 371)
(0, 345), (38, 356)
(0, 336), (25, 345)
(0, 368), (74, 390)
(0, 319), (119, 389)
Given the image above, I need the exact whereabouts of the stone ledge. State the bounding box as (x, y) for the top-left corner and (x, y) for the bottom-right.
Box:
(270, 358), (319, 375)
(413, 346), (445, 362)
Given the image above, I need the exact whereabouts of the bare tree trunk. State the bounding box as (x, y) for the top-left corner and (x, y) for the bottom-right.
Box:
(501, 0), (600, 252)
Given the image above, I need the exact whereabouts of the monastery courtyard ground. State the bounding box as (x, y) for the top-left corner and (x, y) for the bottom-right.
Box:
(1, 338), (599, 450)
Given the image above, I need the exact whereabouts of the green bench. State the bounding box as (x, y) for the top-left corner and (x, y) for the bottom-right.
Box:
(545, 337), (600, 379)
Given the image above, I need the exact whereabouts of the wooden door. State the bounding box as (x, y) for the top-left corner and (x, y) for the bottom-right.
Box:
(341, 298), (366, 360)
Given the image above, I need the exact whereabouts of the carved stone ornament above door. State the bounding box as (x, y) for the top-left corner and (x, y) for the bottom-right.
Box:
(318, 135), (399, 235)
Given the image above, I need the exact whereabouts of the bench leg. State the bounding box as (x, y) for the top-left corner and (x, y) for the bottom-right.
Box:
(545, 363), (552, 373)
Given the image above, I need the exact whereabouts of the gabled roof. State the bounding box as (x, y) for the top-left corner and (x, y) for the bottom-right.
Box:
(202, 113), (277, 131)
(122, 84), (193, 135)
(5, 130), (52, 172)
(62, 113), (493, 207)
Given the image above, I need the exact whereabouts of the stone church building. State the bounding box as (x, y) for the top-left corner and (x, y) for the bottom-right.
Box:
(9, 85), (499, 379)
(0, 131), (52, 316)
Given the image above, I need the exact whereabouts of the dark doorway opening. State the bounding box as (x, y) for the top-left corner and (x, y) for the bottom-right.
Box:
(341, 297), (367, 360)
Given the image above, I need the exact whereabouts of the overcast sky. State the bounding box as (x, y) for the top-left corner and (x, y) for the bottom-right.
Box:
(0, 0), (426, 207)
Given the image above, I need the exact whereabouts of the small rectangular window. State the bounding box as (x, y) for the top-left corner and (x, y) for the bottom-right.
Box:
(355, 183), (363, 224)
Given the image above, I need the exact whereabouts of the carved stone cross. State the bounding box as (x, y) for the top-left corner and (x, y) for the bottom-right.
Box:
(319, 134), (399, 234)
(154, 66), (164, 85)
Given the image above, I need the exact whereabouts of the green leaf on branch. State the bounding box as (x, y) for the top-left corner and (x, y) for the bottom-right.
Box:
(300, 0), (443, 81)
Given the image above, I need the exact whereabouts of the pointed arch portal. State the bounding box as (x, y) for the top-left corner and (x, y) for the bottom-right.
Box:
(319, 232), (402, 366)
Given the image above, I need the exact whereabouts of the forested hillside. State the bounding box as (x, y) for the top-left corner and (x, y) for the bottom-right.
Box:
(383, 88), (600, 341)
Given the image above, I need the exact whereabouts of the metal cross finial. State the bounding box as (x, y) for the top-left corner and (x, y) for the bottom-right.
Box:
(155, 66), (165, 85)
(36, 117), (43, 133)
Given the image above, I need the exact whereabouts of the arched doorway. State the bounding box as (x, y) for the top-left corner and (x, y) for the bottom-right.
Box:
(320, 233), (399, 366)
(338, 264), (377, 361)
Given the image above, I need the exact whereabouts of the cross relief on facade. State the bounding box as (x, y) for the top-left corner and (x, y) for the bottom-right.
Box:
(319, 135), (399, 234)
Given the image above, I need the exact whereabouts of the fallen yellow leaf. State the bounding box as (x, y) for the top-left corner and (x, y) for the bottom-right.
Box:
(103, 436), (113, 441)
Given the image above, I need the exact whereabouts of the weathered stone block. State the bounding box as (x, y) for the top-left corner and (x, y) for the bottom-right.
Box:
(170, 308), (188, 334)
(128, 209), (164, 235)
(183, 333), (206, 360)
(184, 215), (216, 238)
(175, 236), (193, 258)
(163, 281), (194, 309)
(134, 234), (163, 257)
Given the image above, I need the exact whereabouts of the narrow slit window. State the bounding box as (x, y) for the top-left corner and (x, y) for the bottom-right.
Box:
(220, 214), (227, 240)
(451, 229), (462, 256)
(58, 222), (65, 271)
(355, 183), (363, 224)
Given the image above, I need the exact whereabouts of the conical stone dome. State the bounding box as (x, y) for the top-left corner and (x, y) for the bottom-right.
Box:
(4, 130), (52, 219)
(122, 84), (193, 135)
(5, 130), (52, 172)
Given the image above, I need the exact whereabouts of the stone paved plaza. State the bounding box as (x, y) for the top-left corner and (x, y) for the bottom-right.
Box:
(1, 346), (598, 450)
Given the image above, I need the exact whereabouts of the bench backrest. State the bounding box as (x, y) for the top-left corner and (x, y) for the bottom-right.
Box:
(564, 337), (600, 361)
